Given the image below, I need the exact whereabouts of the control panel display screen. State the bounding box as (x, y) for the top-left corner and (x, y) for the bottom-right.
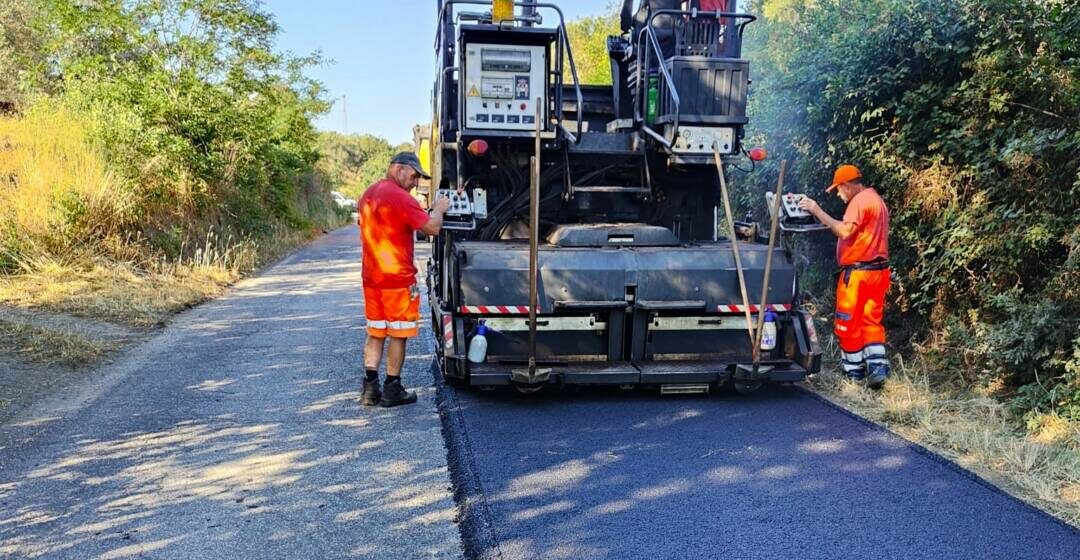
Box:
(481, 48), (531, 72)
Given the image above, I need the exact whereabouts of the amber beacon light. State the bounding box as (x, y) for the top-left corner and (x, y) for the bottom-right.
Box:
(492, 0), (514, 22)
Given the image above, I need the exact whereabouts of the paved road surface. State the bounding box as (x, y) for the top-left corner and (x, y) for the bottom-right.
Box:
(440, 378), (1080, 559)
(0, 226), (461, 559)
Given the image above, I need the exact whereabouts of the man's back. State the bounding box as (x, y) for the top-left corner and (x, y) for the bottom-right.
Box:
(358, 179), (430, 289)
(837, 188), (889, 266)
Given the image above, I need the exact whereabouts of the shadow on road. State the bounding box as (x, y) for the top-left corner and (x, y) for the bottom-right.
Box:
(0, 228), (459, 559)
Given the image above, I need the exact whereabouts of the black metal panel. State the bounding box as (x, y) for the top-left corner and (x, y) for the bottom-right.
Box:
(627, 243), (796, 307)
(486, 329), (608, 361)
(456, 240), (797, 312)
(456, 242), (627, 311)
(566, 131), (641, 155)
(657, 57), (749, 125)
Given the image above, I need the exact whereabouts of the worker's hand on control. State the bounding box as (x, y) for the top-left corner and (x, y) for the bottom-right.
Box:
(797, 197), (820, 214)
(433, 196), (452, 214)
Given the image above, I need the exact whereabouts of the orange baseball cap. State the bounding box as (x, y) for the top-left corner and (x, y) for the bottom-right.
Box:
(826, 164), (862, 192)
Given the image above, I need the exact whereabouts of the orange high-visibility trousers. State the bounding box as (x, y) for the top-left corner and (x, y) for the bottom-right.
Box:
(834, 268), (890, 354)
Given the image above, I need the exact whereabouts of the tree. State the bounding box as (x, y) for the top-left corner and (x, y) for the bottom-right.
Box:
(563, 8), (621, 85)
(0, 0), (48, 109)
(316, 133), (411, 198)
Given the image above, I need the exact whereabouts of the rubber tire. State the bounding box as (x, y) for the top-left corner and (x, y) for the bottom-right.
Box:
(733, 380), (764, 395)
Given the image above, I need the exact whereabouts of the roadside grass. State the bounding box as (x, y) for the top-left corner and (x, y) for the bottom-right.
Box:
(810, 339), (1080, 527)
(0, 225), (325, 328)
(0, 318), (113, 367)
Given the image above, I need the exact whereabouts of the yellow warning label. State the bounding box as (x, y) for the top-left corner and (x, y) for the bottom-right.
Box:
(468, 85), (480, 97)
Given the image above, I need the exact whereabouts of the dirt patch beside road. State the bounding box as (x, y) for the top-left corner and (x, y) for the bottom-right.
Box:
(0, 306), (151, 429)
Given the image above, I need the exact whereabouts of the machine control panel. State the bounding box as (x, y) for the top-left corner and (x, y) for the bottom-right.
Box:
(441, 189), (473, 216)
(463, 43), (547, 132)
(765, 192), (828, 233)
(765, 192), (812, 219)
(435, 188), (488, 230)
(673, 126), (736, 155)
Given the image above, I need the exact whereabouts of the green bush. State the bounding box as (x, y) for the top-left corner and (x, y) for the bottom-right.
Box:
(0, 0), (349, 268)
(743, 0), (1080, 414)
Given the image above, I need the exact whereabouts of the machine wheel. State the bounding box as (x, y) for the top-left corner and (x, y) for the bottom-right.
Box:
(733, 380), (764, 395)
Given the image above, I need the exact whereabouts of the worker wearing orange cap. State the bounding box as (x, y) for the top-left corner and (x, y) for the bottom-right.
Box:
(798, 165), (891, 389)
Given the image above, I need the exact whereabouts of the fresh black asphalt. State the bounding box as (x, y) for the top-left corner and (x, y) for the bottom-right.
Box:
(437, 381), (1080, 560)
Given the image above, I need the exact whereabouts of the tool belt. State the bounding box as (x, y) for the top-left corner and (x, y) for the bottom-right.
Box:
(840, 259), (889, 285)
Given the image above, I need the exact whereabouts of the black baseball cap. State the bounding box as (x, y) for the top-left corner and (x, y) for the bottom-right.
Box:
(390, 152), (430, 179)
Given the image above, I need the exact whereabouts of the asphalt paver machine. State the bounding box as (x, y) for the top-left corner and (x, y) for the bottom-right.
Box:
(426, 0), (822, 394)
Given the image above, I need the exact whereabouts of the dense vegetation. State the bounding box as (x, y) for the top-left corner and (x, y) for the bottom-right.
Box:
(566, 0), (1078, 418)
(1, 0), (348, 276)
(743, 0), (1079, 419)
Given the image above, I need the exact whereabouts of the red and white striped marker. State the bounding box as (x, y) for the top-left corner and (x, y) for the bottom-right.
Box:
(442, 315), (454, 353)
(458, 305), (531, 315)
(716, 303), (791, 313)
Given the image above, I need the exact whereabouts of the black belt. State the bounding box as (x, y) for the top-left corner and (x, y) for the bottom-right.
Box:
(840, 259), (889, 272)
(840, 259), (889, 285)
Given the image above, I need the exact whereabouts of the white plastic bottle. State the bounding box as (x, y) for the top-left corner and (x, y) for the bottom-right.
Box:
(760, 311), (777, 351)
(467, 323), (490, 363)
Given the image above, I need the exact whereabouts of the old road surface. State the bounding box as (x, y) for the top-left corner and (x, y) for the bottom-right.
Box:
(0, 226), (461, 559)
(2, 226), (1078, 560)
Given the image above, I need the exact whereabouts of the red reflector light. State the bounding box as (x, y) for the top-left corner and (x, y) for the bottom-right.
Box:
(467, 139), (489, 157)
(749, 148), (768, 162)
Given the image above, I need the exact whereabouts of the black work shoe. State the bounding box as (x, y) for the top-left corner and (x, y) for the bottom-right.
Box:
(867, 363), (890, 391)
(379, 378), (418, 408)
(360, 378), (382, 406)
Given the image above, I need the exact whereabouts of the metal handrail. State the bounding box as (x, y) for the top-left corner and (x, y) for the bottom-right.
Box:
(636, 9), (757, 148)
(636, 25), (680, 148)
(559, 23), (584, 143)
(649, 9), (759, 49)
(433, 0), (583, 144)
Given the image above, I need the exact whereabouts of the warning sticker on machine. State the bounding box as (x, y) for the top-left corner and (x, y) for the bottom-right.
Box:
(515, 76), (530, 100)
(468, 85), (480, 97)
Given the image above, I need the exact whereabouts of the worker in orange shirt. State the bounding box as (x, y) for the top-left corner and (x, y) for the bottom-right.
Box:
(358, 153), (451, 407)
(798, 165), (891, 389)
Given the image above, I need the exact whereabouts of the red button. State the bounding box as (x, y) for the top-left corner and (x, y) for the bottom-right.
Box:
(520, 103), (527, 110)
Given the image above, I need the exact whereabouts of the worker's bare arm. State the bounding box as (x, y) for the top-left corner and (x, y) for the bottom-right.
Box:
(798, 197), (857, 240)
(420, 196), (451, 236)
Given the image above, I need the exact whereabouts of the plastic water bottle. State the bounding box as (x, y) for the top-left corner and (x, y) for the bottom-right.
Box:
(646, 70), (659, 125)
(467, 322), (489, 363)
(760, 311), (777, 351)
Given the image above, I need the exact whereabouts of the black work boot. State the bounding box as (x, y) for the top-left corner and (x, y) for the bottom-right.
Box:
(379, 376), (417, 408)
(867, 363), (890, 391)
(360, 378), (382, 406)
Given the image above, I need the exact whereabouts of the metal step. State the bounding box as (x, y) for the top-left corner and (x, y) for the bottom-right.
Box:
(660, 383), (711, 395)
(570, 185), (651, 194)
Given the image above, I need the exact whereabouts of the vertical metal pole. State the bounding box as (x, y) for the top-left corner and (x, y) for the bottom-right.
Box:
(521, 0), (538, 26)
(714, 146), (756, 354)
(753, 159), (787, 353)
(342, 94), (348, 135)
(527, 99), (542, 376)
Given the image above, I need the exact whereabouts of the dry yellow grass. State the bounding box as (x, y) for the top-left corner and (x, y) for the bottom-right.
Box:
(0, 222), (320, 327)
(811, 348), (1080, 527)
(0, 101), (131, 256)
(0, 260), (239, 327)
(0, 319), (112, 367)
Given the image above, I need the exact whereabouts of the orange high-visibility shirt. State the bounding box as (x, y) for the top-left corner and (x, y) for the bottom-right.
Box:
(359, 179), (431, 289)
(836, 188), (889, 266)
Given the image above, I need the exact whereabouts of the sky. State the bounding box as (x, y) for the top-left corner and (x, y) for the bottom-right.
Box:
(262, 0), (616, 145)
